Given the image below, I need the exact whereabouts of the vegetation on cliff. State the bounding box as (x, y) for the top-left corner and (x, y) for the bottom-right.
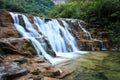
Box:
(0, 0), (55, 16)
(48, 0), (120, 50)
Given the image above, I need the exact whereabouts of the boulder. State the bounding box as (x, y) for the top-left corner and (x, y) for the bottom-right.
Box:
(0, 61), (29, 80)
(0, 38), (36, 57)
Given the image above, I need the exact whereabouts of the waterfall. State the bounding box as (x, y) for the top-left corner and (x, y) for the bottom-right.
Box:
(9, 12), (87, 65)
(78, 21), (92, 40)
(99, 40), (107, 50)
(34, 17), (79, 52)
(78, 20), (106, 50)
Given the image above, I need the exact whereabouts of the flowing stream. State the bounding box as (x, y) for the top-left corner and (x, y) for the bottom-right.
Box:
(9, 12), (88, 65)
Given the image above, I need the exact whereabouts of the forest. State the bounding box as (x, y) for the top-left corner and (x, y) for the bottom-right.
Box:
(0, 0), (54, 16)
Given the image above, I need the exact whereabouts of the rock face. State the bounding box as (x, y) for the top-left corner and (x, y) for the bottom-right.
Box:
(0, 10), (19, 38)
(0, 38), (35, 57)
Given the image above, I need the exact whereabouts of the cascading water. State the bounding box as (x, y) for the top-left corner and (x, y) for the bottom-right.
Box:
(78, 20), (106, 50)
(34, 17), (79, 52)
(98, 40), (107, 50)
(78, 21), (92, 40)
(9, 12), (87, 65)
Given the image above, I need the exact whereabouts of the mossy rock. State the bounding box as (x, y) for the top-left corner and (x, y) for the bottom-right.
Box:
(44, 38), (56, 57)
(28, 40), (37, 55)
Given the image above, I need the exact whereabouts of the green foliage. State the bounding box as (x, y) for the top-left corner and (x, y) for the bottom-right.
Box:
(0, 0), (5, 8)
(0, 0), (55, 17)
(48, 2), (77, 18)
(106, 22), (120, 50)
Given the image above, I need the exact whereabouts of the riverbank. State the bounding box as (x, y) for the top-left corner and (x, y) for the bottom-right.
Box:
(56, 51), (120, 80)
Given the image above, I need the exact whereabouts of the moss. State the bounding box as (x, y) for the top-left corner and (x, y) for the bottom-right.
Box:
(62, 51), (120, 80)
(28, 40), (37, 55)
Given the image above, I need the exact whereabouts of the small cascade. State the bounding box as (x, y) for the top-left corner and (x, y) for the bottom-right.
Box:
(9, 12), (87, 65)
(78, 20), (107, 50)
(99, 40), (107, 50)
(78, 21), (92, 40)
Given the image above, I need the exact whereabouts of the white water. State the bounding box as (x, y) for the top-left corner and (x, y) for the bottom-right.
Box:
(34, 17), (79, 52)
(9, 12), (87, 65)
(78, 21), (92, 40)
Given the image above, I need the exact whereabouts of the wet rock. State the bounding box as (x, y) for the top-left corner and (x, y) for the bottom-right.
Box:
(35, 57), (45, 63)
(56, 70), (74, 79)
(0, 61), (29, 80)
(31, 69), (40, 75)
(0, 48), (4, 61)
(0, 47), (4, 54)
(13, 58), (28, 64)
(47, 67), (61, 77)
(40, 67), (61, 77)
(45, 18), (52, 22)
(38, 63), (51, 69)
(42, 76), (60, 80)
(29, 77), (40, 80)
(0, 55), (4, 63)
(43, 38), (56, 57)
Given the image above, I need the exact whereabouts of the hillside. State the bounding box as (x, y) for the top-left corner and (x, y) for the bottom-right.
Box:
(0, 0), (55, 17)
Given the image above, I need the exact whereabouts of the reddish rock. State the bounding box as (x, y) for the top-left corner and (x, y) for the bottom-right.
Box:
(0, 38), (35, 57)
(0, 9), (19, 38)
(0, 9), (13, 27)
(38, 63), (51, 69)
(47, 67), (61, 76)
(43, 76), (60, 80)
(25, 14), (34, 24)
(31, 69), (40, 75)
(35, 57), (45, 63)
